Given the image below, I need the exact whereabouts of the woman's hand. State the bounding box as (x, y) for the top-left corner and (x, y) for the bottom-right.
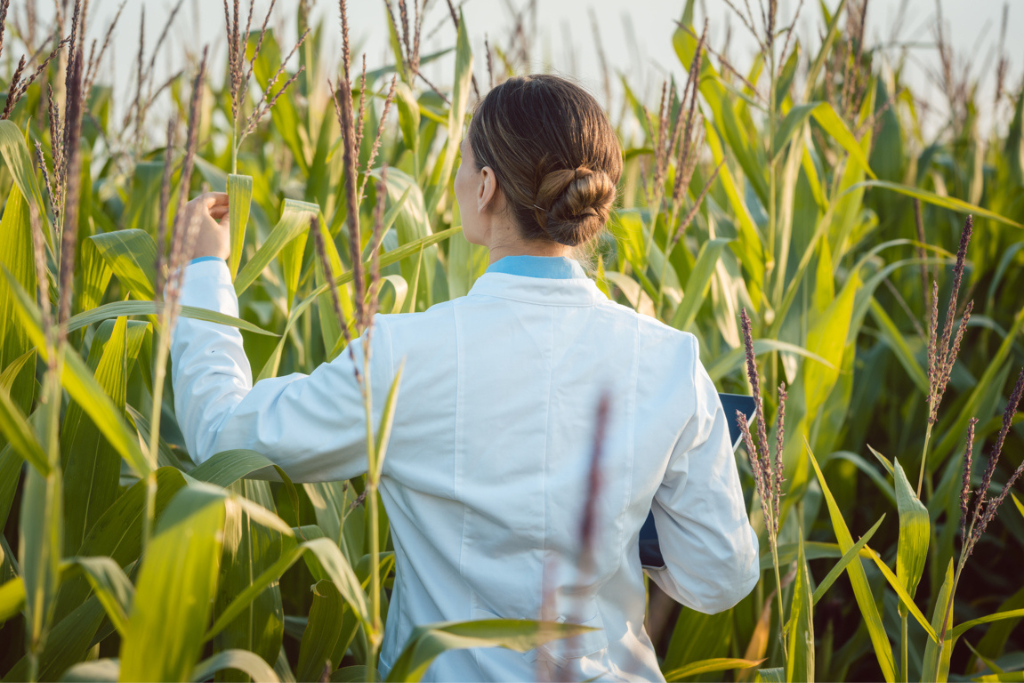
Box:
(184, 192), (231, 260)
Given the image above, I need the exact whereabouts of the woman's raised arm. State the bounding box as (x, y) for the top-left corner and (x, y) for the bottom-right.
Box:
(169, 196), (395, 483)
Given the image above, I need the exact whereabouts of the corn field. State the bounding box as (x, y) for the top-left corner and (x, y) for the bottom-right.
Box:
(0, 0), (1022, 680)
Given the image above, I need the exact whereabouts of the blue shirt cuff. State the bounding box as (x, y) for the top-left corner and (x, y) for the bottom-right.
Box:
(190, 256), (225, 265)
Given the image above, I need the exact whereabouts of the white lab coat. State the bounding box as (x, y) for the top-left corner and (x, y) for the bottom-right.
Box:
(170, 258), (760, 682)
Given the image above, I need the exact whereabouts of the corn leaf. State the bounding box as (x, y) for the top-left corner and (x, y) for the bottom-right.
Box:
(0, 120), (50, 236)
(235, 199), (319, 297)
(706, 339), (834, 382)
(809, 103), (877, 179)
(893, 458), (929, 613)
(226, 174), (253, 280)
(868, 298), (929, 395)
(384, 619), (596, 683)
(61, 318), (147, 556)
(0, 377), (49, 475)
(671, 238), (731, 331)
(786, 532), (814, 683)
(4, 269), (152, 477)
(65, 299), (278, 336)
(190, 649), (281, 683)
(922, 560), (955, 683)
(62, 658), (121, 682)
(812, 515), (884, 604)
(422, 10), (473, 217)
(19, 436), (63, 655)
(847, 180), (1023, 229)
(90, 229), (158, 300)
(297, 580), (345, 682)
(65, 556), (134, 638)
(119, 483), (229, 682)
(664, 658), (765, 681)
(52, 467), (187, 625)
(805, 438), (896, 682)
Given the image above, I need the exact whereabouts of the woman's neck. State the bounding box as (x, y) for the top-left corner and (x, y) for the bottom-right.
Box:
(486, 222), (572, 264)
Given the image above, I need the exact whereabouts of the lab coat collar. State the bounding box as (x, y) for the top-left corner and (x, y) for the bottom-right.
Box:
(467, 269), (610, 306)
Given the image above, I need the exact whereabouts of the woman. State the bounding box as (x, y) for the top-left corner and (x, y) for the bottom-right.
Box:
(171, 74), (759, 682)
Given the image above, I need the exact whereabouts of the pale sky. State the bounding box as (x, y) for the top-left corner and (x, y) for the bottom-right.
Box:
(55, 0), (1024, 139)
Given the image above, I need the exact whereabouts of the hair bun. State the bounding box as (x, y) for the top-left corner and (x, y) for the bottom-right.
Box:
(532, 166), (616, 247)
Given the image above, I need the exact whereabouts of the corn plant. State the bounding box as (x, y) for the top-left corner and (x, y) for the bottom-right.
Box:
(0, 0), (1023, 682)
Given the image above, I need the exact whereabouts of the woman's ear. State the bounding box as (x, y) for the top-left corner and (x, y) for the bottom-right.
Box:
(478, 166), (499, 213)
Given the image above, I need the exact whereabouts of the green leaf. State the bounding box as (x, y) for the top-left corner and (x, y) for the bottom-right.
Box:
(66, 556), (134, 638)
(191, 650), (281, 683)
(860, 544), (937, 642)
(20, 439), (63, 653)
(671, 238), (731, 331)
(663, 658), (765, 681)
(188, 449), (282, 488)
(805, 437), (896, 682)
(773, 102), (823, 160)
(705, 338), (835, 382)
(235, 199), (319, 296)
(90, 229), (158, 300)
(65, 299), (279, 336)
(803, 271), (860, 417)
(846, 180), (1023, 228)
(52, 467), (187, 626)
(123, 161), (164, 235)
(809, 102), (877, 179)
(786, 532), (814, 683)
(297, 580), (345, 682)
(952, 608), (1024, 642)
(300, 537), (369, 629)
(384, 620), (595, 683)
(374, 360), (405, 481)
(869, 298), (929, 395)
(205, 539), (306, 643)
(0, 120), (50, 236)
(0, 573), (25, 622)
(62, 318), (148, 556)
(227, 174), (253, 280)
(422, 10), (473, 217)
(812, 514), (885, 604)
(78, 236), (113, 315)
(394, 81), (421, 158)
(119, 484), (228, 682)
(893, 458), (929, 612)
(0, 375), (49, 474)
(313, 213), (355, 355)
(5, 268), (151, 476)
(212, 478), (286, 682)
(62, 658), (121, 682)
(922, 560), (955, 682)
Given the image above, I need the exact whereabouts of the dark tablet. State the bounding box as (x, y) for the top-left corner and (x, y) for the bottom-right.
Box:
(638, 393), (756, 570)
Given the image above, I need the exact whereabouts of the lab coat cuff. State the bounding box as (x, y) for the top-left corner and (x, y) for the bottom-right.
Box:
(178, 258), (238, 317)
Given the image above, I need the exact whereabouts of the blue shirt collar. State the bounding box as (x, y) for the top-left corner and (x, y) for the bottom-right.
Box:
(484, 255), (588, 279)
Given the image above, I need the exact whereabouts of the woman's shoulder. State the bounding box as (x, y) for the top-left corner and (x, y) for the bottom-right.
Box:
(595, 297), (699, 350)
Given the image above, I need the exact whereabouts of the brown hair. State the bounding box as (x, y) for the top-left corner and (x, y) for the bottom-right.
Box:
(468, 74), (622, 249)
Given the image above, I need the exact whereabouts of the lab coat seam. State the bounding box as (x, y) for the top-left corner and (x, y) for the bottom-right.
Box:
(467, 292), (605, 308)
(453, 299), (468, 580)
(541, 307), (555, 608)
(623, 312), (641, 562)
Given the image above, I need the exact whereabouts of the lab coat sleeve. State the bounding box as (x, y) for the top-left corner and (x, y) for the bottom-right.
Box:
(646, 334), (760, 613)
(169, 259), (395, 483)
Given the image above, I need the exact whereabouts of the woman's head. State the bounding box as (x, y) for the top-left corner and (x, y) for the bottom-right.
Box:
(454, 75), (622, 256)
